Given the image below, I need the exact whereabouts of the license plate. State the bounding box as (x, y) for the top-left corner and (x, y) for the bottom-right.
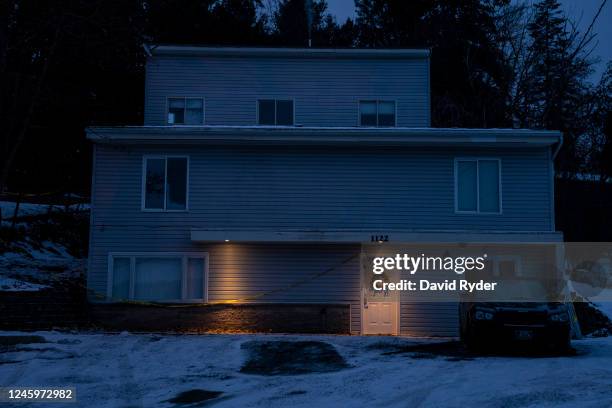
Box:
(514, 329), (533, 340)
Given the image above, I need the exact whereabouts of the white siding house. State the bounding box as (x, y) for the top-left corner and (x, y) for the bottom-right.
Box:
(86, 46), (563, 336)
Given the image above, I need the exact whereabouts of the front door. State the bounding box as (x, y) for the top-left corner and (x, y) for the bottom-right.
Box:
(363, 301), (398, 335)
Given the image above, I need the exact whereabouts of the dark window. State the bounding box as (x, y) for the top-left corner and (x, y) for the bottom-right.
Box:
(185, 99), (204, 124)
(359, 101), (377, 126)
(168, 98), (203, 125)
(144, 157), (188, 210)
(144, 158), (165, 209)
(457, 160), (478, 212)
(359, 100), (396, 127)
(168, 99), (185, 125)
(456, 159), (501, 213)
(276, 100), (294, 125)
(258, 99), (276, 125)
(166, 158), (188, 210)
(258, 99), (294, 125)
(378, 101), (396, 126)
(478, 160), (500, 213)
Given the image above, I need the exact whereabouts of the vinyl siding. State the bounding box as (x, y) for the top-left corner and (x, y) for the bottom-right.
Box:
(88, 142), (554, 336)
(400, 303), (459, 337)
(144, 56), (430, 127)
(91, 145), (553, 230)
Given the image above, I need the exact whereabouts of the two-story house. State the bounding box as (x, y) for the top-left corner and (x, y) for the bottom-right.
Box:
(86, 46), (563, 336)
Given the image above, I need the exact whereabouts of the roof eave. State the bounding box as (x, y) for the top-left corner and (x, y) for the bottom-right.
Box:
(86, 127), (562, 147)
(148, 45), (431, 59)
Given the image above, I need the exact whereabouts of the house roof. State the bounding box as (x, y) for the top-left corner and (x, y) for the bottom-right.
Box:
(147, 45), (430, 59)
(86, 126), (562, 147)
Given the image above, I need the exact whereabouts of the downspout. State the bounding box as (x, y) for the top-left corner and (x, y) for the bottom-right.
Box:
(551, 133), (581, 337)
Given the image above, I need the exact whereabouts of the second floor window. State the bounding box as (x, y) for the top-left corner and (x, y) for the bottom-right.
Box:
(455, 159), (501, 214)
(143, 156), (188, 211)
(258, 99), (294, 125)
(167, 98), (204, 125)
(359, 100), (396, 127)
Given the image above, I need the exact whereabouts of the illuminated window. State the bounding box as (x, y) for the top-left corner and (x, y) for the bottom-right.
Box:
(109, 254), (207, 301)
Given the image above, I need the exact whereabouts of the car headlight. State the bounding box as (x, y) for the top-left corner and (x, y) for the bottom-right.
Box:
(549, 312), (569, 322)
(474, 310), (494, 320)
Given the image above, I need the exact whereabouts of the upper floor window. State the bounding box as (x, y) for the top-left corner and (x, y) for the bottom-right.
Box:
(142, 156), (188, 211)
(455, 159), (501, 214)
(258, 99), (294, 125)
(167, 98), (203, 125)
(359, 100), (396, 127)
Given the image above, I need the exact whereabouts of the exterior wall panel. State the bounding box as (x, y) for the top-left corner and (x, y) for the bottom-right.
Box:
(88, 142), (554, 336)
(144, 56), (430, 127)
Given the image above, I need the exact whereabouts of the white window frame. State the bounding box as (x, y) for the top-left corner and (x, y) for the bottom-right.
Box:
(107, 252), (209, 303)
(166, 97), (205, 125)
(256, 98), (295, 126)
(141, 155), (189, 212)
(454, 157), (502, 214)
(358, 100), (397, 127)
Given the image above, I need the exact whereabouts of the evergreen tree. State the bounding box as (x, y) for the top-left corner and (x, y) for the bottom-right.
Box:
(272, 0), (351, 47)
(522, 0), (593, 174)
(354, 0), (512, 127)
(146, 0), (267, 45)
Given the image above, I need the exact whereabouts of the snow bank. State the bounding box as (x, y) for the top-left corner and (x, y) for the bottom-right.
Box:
(1, 332), (611, 407)
(0, 276), (48, 291)
(0, 201), (89, 219)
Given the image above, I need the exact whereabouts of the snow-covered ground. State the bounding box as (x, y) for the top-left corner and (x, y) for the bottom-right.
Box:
(1, 201), (86, 291)
(0, 200), (89, 219)
(0, 239), (83, 291)
(0, 276), (47, 291)
(2, 331), (612, 408)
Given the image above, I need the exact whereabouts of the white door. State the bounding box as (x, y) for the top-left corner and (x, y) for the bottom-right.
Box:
(363, 301), (398, 335)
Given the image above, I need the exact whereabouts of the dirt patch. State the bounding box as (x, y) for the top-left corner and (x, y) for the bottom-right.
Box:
(286, 390), (307, 396)
(0, 335), (46, 346)
(165, 389), (223, 405)
(240, 340), (349, 375)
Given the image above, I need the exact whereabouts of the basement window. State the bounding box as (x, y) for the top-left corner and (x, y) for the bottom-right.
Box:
(109, 253), (207, 302)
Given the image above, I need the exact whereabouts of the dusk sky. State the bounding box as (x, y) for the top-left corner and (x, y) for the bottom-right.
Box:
(326, 0), (612, 81)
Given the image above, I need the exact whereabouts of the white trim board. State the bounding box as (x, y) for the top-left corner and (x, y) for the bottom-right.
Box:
(190, 229), (564, 243)
(86, 126), (563, 147)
